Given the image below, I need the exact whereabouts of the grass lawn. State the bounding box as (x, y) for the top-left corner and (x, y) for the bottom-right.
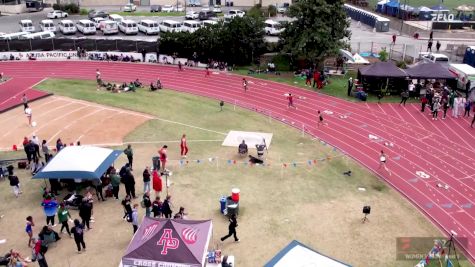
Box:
(112, 11), (185, 17)
(0, 78), (470, 267)
(366, 0), (470, 10)
(233, 69), (418, 103)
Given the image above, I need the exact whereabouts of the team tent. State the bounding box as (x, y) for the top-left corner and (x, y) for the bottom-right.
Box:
(358, 62), (408, 93)
(32, 146), (122, 180)
(264, 240), (352, 267)
(121, 217), (212, 267)
(406, 62), (456, 80)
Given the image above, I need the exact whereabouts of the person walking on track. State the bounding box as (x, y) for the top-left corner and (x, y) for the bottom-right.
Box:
(180, 134), (188, 158)
(221, 214), (239, 243)
(287, 93), (296, 109)
(242, 78), (248, 92)
(205, 67), (210, 77)
(317, 110), (325, 128)
(378, 150), (391, 175)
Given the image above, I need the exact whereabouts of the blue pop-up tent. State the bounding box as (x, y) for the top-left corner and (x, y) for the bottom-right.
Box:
(33, 146), (122, 180)
(264, 240), (352, 267)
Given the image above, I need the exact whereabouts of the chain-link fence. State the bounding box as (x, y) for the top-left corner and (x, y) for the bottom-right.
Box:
(0, 38), (158, 53)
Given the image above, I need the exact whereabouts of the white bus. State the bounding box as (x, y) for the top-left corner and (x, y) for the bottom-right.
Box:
(159, 20), (182, 32)
(59, 20), (77, 35)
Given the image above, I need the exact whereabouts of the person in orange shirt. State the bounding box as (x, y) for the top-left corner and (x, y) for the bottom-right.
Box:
(158, 145), (168, 171)
(180, 134), (188, 158)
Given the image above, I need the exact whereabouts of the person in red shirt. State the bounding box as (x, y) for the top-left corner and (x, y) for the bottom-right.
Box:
(180, 134), (188, 158)
(243, 78), (248, 92)
(205, 67), (210, 77)
(152, 169), (162, 197)
(313, 71), (320, 88)
(287, 93), (295, 109)
(158, 145), (168, 171)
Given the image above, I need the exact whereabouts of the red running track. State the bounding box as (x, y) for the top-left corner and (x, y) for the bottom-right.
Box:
(0, 76), (50, 112)
(1, 61), (474, 262)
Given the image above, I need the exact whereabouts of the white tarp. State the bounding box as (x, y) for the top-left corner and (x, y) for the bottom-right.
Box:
(222, 131), (273, 149)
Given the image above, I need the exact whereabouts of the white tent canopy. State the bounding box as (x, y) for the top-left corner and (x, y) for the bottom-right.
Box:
(33, 146), (122, 180)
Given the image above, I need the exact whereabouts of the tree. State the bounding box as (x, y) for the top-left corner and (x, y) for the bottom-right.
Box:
(280, 0), (350, 65)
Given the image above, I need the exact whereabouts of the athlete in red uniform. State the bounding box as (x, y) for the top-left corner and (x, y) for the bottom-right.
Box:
(158, 145), (168, 171)
(180, 134), (188, 158)
(287, 93), (295, 108)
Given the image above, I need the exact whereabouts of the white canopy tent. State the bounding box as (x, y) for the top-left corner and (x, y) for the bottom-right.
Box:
(33, 146), (122, 180)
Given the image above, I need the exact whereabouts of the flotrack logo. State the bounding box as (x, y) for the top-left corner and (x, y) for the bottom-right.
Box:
(157, 229), (179, 255)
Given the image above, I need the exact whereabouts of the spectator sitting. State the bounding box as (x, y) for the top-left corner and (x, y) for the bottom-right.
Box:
(127, 82), (136, 92)
(133, 79), (142, 88)
(173, 207), (187, 219)
(156, 79), (162, 89)
(150, 82), (158, 91)
(38, 225), (60, 252)
(267, 62), (276, 72)
(238, 140), (248, 156)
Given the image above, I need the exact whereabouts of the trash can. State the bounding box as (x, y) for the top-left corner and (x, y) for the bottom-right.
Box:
(220, 196), (227, 214)
(152, 156), (160, 171)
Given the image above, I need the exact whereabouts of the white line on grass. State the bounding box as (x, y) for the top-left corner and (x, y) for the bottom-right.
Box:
(151, 118), (227, 135)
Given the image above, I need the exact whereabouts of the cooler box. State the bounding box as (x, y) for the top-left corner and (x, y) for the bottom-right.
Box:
(152, 156), (160, 170)
(220, 196), (227, 214)
(231, 188), (240, 202)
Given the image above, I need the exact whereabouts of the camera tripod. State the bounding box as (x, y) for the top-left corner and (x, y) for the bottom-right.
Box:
(444, 234), (460, 267)
(361, 213), (370, 223)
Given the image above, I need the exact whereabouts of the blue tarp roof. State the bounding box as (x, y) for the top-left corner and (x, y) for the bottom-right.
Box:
(33, 146), (122, 180)
(386, 1), (400, 8)
(431, 4), (449, 11)
(264, 240), (352, 267)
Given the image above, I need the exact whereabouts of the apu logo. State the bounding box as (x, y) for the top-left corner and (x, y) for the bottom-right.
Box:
(181, 227), (198, 244)
(142, 223), (159, 241)
(157, 229), (179, 255)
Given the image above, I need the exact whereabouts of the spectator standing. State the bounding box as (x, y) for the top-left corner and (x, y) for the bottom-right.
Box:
(122, 195), (132, 221)
(41, 195), (58, 226)
(458, 96), (467, 118)
(31, 135), (41, 159)
(391, 34), (396, 44)
(57, 203), (72, 237)
(347, 77), (353, 96)
(305, 70), (312, 86)
(162, 195), (173, 219)
(432, 100), (441, 120)
(110, 168), (121, 200)
(71, 219), (86, 254)
(93, 178), (105, 201)
(56, 138), (63, 152)
(408, 82), (415, 99)
(131, 204), (139, 234)
(142, 191), (152, 217)
(124, 144), (133, 171)
(442, 100), (449, 119)
(95, 69), (101, 88)
(464, 100), (471, 117)
(173, 207), (187, 219)
(41, 140), (52, 163)
(400, 90), (409, 106)
(141, 48), (146, 62)
(427, 39), (433, 52)
(220, 214), (239, 242)
(31, 237), (48, 267)
(143, 167), (151, 193)
(158, 145), (168, 171)
(180, 134), (188, 158)
(429, 30), (433, 40)
(78, 199), (92, 230)
(152, 196), (162, 218)
(449, 90), (456, 109)
(152, 169), (162, 197)
(124, 169), (136, 198)
(21, 94), (28, 110)
(436, 41), (441, 52)
(8, 169), (21, 198)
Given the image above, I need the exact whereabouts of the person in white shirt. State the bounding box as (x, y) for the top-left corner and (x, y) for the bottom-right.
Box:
(25, 105), (32, 126)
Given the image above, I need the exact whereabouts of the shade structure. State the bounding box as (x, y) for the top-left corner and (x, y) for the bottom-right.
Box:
(406, 62), (456, 79)
(358, 62), (407, 78)
(456, 5), (475, 12)
(122, 217), (212, 267)
(349, 53), (370, 64)
(33, 146), (122, 180)
(264, 240), (352, 267)
(339, 49), (355, 62)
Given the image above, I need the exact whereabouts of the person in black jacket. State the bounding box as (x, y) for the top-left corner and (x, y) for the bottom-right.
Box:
(142, 191), (152, 217)
(162, 195), (173, 219)
(124, 169), (136, 198)
(71, 219), (86, 254)
(78, 199), (92, 230)
(7, 166), (21, 197)
(220, 214), (239, 242)
(121, 195), (132, 221)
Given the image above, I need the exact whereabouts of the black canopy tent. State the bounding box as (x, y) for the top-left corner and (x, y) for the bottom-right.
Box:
(357, 62), (408, 94)
(405, 62), (457, 90)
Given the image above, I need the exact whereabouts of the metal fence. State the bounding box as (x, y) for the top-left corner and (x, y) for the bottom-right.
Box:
(0, 38), (158, 53)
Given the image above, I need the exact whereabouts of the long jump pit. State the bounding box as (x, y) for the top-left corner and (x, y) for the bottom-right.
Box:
(0, 95), (153, 150)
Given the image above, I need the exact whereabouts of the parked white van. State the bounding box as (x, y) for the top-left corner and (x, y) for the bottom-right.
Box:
(201, 20), (217, 27)
(182, 20), (201, 33)
(40, 19), (57, 32)
(420, 53), (449, 64)
(92, 17), (106, 29)
(0, 32), (29, 40)
(264, 19), (284, 35)
(76, 19), (96, 35)
(448, 64), (475, 91)
(119, 20), (138, 35)
(109, 14), (124, 25)
(138, 20), (159, 35)
(159, 20), (182, 32)
(100, 20), (119, 35)
(19, 19), (35, 32)
(20, 31), (55, 40)
(59, 20), (76, 34)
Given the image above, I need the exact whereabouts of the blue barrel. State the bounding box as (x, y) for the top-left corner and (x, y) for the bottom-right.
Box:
(220, 196), (227, 214)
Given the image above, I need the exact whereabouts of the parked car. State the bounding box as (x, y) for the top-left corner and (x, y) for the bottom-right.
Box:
(212, 5), (222, 13)
(201, 5), (210, 11)
(76, 19), (96, 35)
(59, 20), (76, 34)
(39, 19), (56, 32)
(187, 0), (201, 6)
(19, 19), (35, 33)
(225, 9), (245, 18)
(109, 14), (124, 25)
(159, 20), (182, 32)
(119, 19), (138, 35)
(150, 5), (162, 12)
(202, 20), (218, 27)
(138, 19), (159, 35)
(182, 20), (201, 33)
(92, 17), (106, 29)
(162, 5), (174, 12)
(123, 3), (137, 12)
(199, 10), (216, 20)
(47, 10), (68, 19)
(174, 5), (184, 12)
(185, 11), (199, 19)
(99, 20), (119, 35)
(88, 10), (109, 19)
(264, 19), (285, 35)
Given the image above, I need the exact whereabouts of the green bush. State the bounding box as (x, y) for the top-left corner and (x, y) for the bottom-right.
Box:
(247, 5), (263, 18)
(52, 3), (80, 14)
(396, 60), (407, 69)
(267, 5), (277, 17)
(271, 54), (291, 71)
(80, 8), (88, 15)
(378, 48), (388, 62)
(52, 3), (61, 10)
